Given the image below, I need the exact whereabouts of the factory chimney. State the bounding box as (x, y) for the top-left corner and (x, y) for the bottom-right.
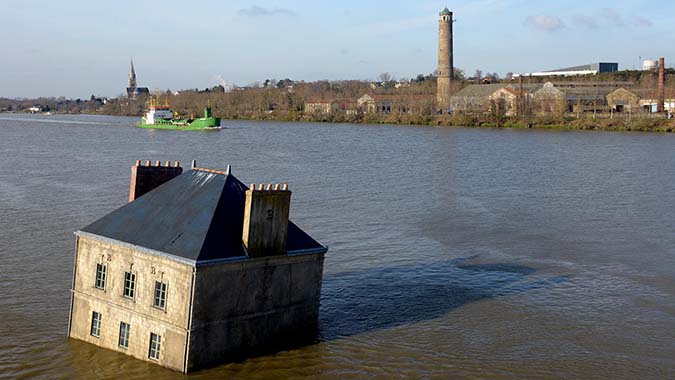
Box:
(657, 57), (665, 113)
(436, 7), (454, 112)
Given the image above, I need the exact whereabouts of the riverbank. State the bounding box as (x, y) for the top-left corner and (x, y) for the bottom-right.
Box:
(3, 110), (673, 133)
(220, 111), (675, 133)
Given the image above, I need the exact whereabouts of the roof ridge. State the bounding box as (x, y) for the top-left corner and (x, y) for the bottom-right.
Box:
(193, 167), (230, 176)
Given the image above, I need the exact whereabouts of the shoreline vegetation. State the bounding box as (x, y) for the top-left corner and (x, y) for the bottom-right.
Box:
(2, 70), (675, 133)
(2, 106), (672, 133)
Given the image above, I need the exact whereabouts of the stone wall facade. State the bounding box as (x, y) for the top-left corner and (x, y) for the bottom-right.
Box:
(69, 235), (194, 372)
(69, 234), (326, 372)
(187, 252), (325, 371)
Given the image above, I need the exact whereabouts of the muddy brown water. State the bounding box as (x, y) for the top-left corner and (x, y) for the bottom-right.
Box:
(0, 114), (673, 379)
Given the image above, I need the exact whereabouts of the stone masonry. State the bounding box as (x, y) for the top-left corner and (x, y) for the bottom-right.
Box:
(437, 7), (454, 111)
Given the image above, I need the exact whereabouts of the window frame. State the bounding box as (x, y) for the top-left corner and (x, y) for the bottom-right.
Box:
(148, 333), (161, 361)
(152, 281), (167, 310)
(90, 311), (101, 338)
(118, 321), (130, 349)
(123, 271), (136, 299)
(95, 263), (107, 290)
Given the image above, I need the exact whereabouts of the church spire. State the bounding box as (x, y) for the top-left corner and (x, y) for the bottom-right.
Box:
(128, 59), (137, 89)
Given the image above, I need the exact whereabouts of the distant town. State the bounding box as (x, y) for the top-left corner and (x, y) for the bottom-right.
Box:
(1, 8), (673, 132)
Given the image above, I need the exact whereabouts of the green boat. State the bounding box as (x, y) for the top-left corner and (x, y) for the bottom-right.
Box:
(137, 98), (221, 131)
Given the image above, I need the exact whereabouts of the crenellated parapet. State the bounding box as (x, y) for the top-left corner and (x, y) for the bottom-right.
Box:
(248, 183), (289, 191)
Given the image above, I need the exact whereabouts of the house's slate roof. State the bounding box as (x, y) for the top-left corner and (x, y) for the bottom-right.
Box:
(451, 84), (510, 98)
(80, 169), (326, 264)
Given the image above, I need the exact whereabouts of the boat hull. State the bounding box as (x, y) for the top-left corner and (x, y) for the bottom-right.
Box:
(137, 117), (221, 131)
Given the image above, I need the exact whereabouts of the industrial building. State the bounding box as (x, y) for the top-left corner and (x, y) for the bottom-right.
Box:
(68, 160), (327, 372)
(515, 63), (619, 78)
(449, 81), (644, 115)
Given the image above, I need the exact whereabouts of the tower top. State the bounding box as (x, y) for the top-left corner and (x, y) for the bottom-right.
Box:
(128, 59), (137, 88)
(439, 7), (452, 16)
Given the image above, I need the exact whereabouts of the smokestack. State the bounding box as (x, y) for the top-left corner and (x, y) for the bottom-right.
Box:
(658, 57), (665, 113)
(436, 7), (454, 111)
(128, 160), (183, 202)
(242, 184), (291, 258)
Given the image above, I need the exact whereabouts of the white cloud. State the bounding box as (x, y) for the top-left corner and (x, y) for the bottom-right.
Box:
(601, 8), (624, 27)
(237, 5), (296, 17)
(632, 15), (653, 27)
(573, 14), (599, 29)
(525, 15), (565, 32)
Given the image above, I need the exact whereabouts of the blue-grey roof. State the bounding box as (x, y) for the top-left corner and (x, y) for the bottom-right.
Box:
(79, 169), (325, 264)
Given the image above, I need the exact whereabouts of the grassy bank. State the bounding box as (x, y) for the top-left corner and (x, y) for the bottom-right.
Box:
(218, 110), (674, 133)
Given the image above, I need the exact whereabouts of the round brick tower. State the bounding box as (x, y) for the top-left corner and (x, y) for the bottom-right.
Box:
(437, 7), (453, 112)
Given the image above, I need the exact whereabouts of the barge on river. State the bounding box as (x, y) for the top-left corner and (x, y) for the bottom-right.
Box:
(138, 97), (221, 131)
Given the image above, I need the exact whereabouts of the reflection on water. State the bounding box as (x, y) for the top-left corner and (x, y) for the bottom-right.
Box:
(0, 115), (674, 379)
(321, 259), (569, 340)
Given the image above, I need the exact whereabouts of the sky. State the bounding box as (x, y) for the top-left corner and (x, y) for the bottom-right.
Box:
(1, 0), (673, 98)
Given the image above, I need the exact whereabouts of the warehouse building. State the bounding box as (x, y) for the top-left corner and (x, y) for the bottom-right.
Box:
(515, 63), (619, 78)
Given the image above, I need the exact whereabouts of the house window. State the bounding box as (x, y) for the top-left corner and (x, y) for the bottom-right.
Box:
(148, 333), (161, 360)
(90, 311), (101, 337)
(95, 263), (107, 289)
(153, 281), (167, 310)
(118, 322), (130, 349)
(123, 271), (136, 299)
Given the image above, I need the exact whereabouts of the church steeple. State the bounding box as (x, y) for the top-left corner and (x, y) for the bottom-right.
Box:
(128, 60), (137, 89)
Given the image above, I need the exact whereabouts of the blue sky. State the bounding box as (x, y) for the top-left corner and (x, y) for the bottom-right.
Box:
(1, 0), (672, 98)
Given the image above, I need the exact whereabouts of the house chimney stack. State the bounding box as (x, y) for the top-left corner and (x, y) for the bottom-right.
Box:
(242, 183), (291, 258)
(658, 57), (665, 113)
(128, 160), (183, 202)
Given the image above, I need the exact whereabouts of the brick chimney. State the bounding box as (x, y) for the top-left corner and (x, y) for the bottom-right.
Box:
(242, 183), (291, 258)
(128, 160), (183, 202)
(658, 57), (666, 113)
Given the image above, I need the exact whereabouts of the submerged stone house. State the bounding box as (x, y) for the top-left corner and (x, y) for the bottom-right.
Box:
(68, 160), (327, 373)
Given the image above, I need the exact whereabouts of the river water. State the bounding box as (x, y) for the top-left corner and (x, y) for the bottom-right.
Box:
(0, 114), (673, 379)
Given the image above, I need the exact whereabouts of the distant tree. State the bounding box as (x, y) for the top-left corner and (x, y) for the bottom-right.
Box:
(263, 79), (271, 88)
(453, 68), (465, 80)
(378, 72), (394, 83)
(212, 85), (225, 93)
(505, 72), (514, 80)
(474, 69), (483, 81)
(415, 74), (426, 83)
(276, 78), (293, 88)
